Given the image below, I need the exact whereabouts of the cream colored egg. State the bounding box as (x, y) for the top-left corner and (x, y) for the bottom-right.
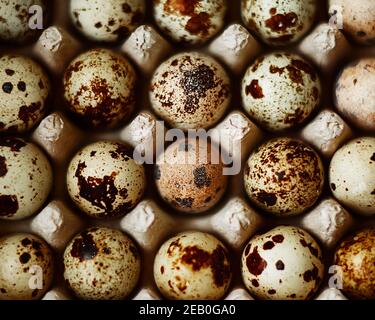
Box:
(154, 231), (232, 300)
(63, 227), (141, 300)
(70, 0), (145, 42)
(0, 54), (50, 133)
(153, 0), (227, 45)
(242, 226), (324, 300)
(150, 52), (231, 130)
(244, 137), (324, 216)
(242, 53), (321, 131)
(67, 141), (146, 219)
(329, 137), (375, 216)
(63, 49), (136, 129)
(242, 0), (317, 46)
(0, 233), (54, 300)
(0, 137), (53, 220)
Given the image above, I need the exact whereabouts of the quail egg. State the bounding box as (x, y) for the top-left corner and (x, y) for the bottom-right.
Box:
(154, 231), (232, 300)
(334, 228), (375, 300)
(155, 138), (228, 214)
(329, 137), (375, 216)
(67, 141), (146, 219)
(329, 0), (375, 45)
(244, 137), (325, 216)
(0, 137), (53, 220)
(242, 0), (317, 46)
(0, 54), (50, 133)
(70, 0), (145, 42)
(63, 227), (141, 300)
(242, 52), (321, 131)
(335, 57), (375, 132)
(153, 0), (227, 45)
(241, 226), (324, 300)
(0, 233), (54, 300)
(0, 0), (48, 43)
(150, 52), (231, 130)
(63, 48), (136, 129)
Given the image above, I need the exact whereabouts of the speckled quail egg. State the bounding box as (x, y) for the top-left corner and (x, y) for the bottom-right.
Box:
(0, 137), (53, 220)
(241, 0), (317, 46)
(0, 233), (54, 300)
(242, 226), (324, 300)
(67, 141), (146, 219)
(241, 53), (321, 132)
(335, 58), (375, 131)
(150, 52), (231, 130)
(63, 227), (141, 300)
(70, 0), (145, 42)
(329, 137), (375, 216)
(154, 231), (232, 300)
(329, 0), (375, 45)
(63, 48), (136, 129)
(334, 228), (375, 300)
(244, 137), (325, 216)
(153, 0), (227, 45)
(155, 138), (228, 214)
(0, 54), (50, 133)
(0, 0), (48, 43)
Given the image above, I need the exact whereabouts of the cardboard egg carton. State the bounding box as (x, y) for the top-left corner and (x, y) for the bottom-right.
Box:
(0, 0), (373, 301)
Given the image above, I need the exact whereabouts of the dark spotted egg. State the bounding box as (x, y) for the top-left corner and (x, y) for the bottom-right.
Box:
(241, 226), (324, 300)
(0, 233), (54, 300)
(63, 227), (141, 300)
(241, 52), (321, 132)
(66, 141), (146, 219)
(153, 231), (232, 300)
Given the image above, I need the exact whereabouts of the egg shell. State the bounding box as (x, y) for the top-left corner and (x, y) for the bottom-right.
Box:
(241, 0), (317, 46)
(0, 0), (47, 43)
(0, 137), (53, 220)
(63, 227), (141, 300)
(63, 48), (136, 129)
(153, 0), (227, 45)
(0, 54), (50, 133)
(0, 233), (54, 300)
(66, 141), (146, 219)
(329, 137), (375, 216)
(225, 288), (254, 300)
(150, 52), (231, 130)
(335, 57), (375, 132)
(241, 52), (321, 132)
(70, 0), (145, 42)
(315, 287), (348, 300)
(244, 137), (325, 216)
(153, 231), (232, 300)
(155, 138), (228, 214)
(329, 0), (375, 45)
(241, 226), (325, 300)
(132, 288), (161, 300)
(334, 228), (375, 300)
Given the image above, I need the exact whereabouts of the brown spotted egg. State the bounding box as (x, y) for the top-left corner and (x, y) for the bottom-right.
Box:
(63, 227), (141, 300)
(63, 48), (136, 129)
(150, 52), (231, 130)
(67, 141), (146, 219)
(241, 226), (324, 300)
(70, 0), (145, 42)
(242, 53), (321, 132)
(334, 228), (375, 300)
(0, 137), (53, 220)
(155, 138), (228, 214)
(154, 231), (232, 300)
(329, 137), (375, 216)
(242, 0), (317, 46)
(153, 0), (227, 45)
(0, 233), (54, 300)
(244, 137), (324, 216)
(0, 0), (48, 43)
(0, 54), (50, 133)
